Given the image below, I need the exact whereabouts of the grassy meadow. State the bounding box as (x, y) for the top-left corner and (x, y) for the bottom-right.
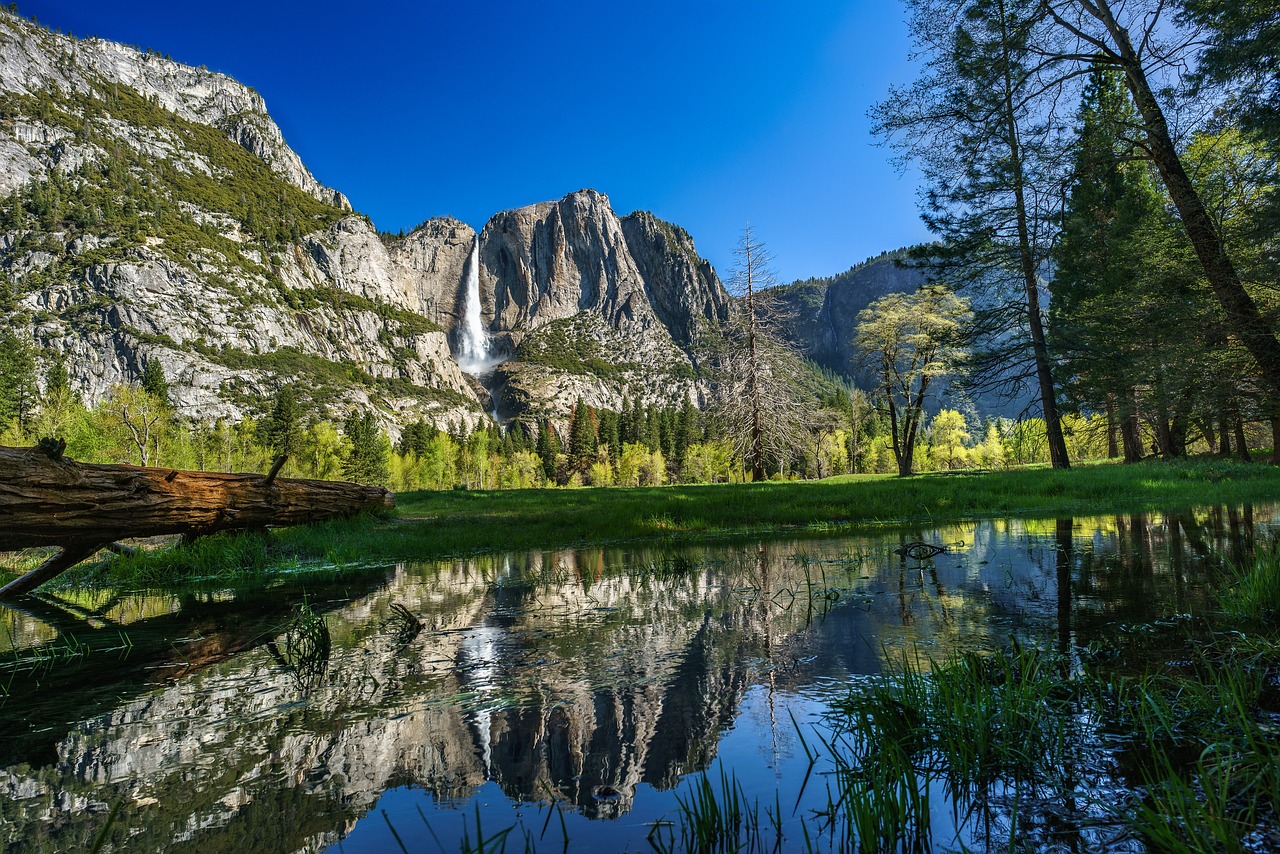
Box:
(29, 455), (1280, 590)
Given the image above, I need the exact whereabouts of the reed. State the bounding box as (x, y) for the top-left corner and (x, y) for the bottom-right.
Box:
(1218, 544), (1280, 623)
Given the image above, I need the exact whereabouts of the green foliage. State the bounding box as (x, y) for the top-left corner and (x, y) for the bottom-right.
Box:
(1218, 545), (1280, 622)
(0, 83), (345, 267)
(0, 332), (37, 431)
(341, 411), (390, 485)
(855, 285), (970, 476)
(139, 357), (170, 405)
(1186, 0), (1280, 141)
(514, 317), (632, 379)
(260, 384), (305, 458)
(566, 398), (598, 476)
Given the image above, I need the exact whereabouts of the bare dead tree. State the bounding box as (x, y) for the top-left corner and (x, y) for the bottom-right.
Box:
(706, 225), (815, 481)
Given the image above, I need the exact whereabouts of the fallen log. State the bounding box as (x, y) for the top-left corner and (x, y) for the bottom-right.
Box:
(0, 444), (395, 597)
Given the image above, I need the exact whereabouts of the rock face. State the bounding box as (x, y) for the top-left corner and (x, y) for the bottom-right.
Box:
(0, 11), (734, 433)
(476, 190), (729, 421)
(771, 252), (929, 387)
(0, 13), (348, 208)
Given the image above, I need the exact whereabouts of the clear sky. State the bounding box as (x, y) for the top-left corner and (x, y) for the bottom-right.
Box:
(23, 1), (932, 283)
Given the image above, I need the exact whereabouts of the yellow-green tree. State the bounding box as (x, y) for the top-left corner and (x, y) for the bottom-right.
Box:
(855, 286), (971, 476)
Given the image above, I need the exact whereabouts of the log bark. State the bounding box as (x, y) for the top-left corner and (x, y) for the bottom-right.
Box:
(0, 445), (394, 594)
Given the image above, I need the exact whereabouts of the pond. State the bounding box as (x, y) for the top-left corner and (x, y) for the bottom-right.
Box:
(0, 505), (1273, 852)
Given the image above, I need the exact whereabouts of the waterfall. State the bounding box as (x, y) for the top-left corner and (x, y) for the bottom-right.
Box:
(456, 237), (494, 375)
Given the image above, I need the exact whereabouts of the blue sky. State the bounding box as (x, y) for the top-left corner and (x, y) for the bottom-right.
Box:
(25, 1), (931, 283)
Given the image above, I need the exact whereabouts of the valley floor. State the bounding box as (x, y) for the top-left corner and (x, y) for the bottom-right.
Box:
(23, 455), (1280, 591)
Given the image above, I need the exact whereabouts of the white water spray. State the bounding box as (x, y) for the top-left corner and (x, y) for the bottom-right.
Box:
(456, 238), (500, 375)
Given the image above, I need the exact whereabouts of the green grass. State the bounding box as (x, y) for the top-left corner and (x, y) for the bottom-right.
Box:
(1218, 545), (1280, 623)
(819, 633), (1280, 852)
(37, 455), (1280, 590)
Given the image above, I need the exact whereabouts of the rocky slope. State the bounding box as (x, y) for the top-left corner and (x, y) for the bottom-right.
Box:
(479, 189), (730, 421)
(770, 250), (928, 388)
(0, 10), (731, 434)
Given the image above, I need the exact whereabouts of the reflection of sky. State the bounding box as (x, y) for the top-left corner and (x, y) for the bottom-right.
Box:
(2, 507), (1276, 853)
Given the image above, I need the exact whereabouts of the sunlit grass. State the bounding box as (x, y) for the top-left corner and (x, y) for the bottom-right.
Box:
(31, 455), (1280, 590)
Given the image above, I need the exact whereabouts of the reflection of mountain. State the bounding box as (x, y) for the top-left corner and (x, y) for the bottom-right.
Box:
(0, 510), (1271, 852)
(0, 546), (840, 851)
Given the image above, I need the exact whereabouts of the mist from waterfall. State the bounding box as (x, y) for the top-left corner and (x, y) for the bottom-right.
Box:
(455, 238), (501, 375)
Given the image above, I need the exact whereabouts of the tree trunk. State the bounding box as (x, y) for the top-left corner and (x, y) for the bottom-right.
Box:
(1169, 413), (1188, 458)
(1106, 395), (1120, 458)
(997, 0), (1070, 469)
(0, 445), (394, 596)
(1235, 419), (1252, 462)
(1093, 0), (1280, 406)
(1271, 417), (1280, 465)
(1120, 389), (1143, 463)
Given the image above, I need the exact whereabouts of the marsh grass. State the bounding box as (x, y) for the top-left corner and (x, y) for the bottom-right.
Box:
(820, 633), (1280, 852)
(0, 629), (133, 693)
(1090, 644), (1280, 851)
(1218, 544), (1280, 623)
(824, 643), (1076, 850)
(269, 601), (331, 688)
(383, 603), (424, 646)
(43, 456), (1280, 591)
(669, 765), (766, 854)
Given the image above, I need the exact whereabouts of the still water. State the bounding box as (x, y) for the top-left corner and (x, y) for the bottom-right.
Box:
(0, 506), (1270, 851)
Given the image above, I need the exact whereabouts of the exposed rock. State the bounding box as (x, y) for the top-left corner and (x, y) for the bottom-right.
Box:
(476, 190), (724, 420)
(0, 12), (739, 432)
(387, 217), (476, 329)
(620, 210), (729, 347)
(771, 252), (928, 386)
(0, 10), (348, 207)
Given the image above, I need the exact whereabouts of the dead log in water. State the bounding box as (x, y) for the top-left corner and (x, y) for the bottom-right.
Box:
(0, 445), (394, 597)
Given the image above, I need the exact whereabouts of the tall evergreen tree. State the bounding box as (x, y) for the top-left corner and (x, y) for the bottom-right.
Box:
(341, 411), (390, 485)
(261, 385), (305, 459)
(140, 357), (170, 407)
(0, 333), (36, 433)
(1051, 69), (1164, 461)
(536, 419), (561, 483)
(566, 399), (598, 476)
(1039, 0), (1280, 418)
(873, 0), (1072, 469)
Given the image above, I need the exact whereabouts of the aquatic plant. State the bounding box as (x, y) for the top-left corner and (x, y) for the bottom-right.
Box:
(1218, 544), (1280, 623)
(1090, 648), (1280, 851)
(384, 602), (423, 646)
(823, 643), (1082, 850)
(275, 601), (331, 687)
(652, 764), (771, 854)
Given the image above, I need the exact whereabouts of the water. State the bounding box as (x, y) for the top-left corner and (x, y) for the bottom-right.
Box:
(454, 237), (503, 376)
(0, 507), (1272, 851)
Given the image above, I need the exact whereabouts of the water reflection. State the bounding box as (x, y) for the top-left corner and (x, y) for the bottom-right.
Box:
(0, 506), (1273, 851)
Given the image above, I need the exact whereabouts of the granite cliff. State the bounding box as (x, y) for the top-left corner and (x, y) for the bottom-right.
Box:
(770, 251), (929, 388)
(0, 11), (730, 435)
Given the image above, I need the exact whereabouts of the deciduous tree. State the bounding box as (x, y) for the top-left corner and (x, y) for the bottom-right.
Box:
(855, 286), (971, 476)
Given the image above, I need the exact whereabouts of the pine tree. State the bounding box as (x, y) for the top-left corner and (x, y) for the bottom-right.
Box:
(536, 419), (561, 483)
(397, 419), (438, 456)
(341, 411), (390, 485)
(567, 399), (598, 476)
(0, 333), (36, 433)
(140, 357), (170, 407)
(262, 385), (305, 458)
(1051, 69), (1165, 462)
(873, 0), (1071, 468)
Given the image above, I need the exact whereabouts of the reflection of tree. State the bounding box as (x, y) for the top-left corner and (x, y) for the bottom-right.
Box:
(1056, 518), (1073, 658)
(3, 511), (1275, 852)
